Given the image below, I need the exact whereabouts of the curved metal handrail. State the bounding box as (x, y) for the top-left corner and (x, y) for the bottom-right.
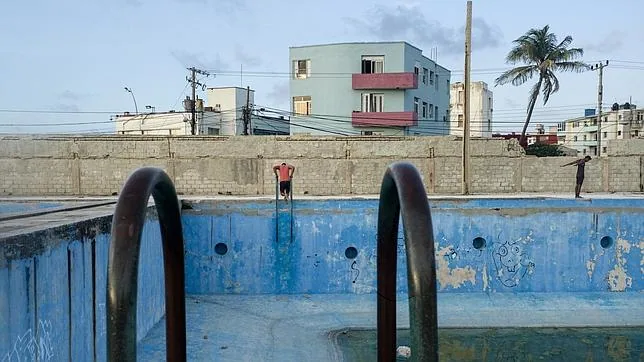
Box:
(107, 167), (187, 362)
(377, 162), (438, 362)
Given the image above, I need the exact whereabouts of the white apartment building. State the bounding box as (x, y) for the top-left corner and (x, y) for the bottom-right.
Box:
(449, 81), (494, 138)
(115, 87), (289, 136)
(557, 103), (643, 156)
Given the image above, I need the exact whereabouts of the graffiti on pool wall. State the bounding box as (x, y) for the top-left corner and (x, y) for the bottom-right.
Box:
(1, 319), (54, 362)
(493, 239), (535, 288)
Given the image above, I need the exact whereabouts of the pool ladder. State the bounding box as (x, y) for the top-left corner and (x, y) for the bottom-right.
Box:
(106, 163), (438, 362)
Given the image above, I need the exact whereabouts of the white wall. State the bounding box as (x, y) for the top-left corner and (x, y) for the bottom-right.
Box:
(449, 81), (494, 138)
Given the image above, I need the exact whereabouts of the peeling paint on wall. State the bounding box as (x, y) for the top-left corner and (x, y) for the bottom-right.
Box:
(436, 245), (476, 290)
(607, 238), (634, 291)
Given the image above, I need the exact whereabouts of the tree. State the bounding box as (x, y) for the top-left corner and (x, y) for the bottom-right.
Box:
(525, 143), (564, 157)
(494, 25), (589, 147)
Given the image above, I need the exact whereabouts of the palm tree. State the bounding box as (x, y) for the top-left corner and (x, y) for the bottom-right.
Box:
(494, 25), (589, 147)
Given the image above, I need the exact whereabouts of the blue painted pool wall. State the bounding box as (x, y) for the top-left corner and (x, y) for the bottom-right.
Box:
(182, 199), (643, 295)
(0, 216), (166, 361)
(0, 202), (64, 215)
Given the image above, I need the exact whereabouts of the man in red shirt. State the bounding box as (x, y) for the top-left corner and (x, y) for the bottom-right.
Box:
(273, 162), (295, 202)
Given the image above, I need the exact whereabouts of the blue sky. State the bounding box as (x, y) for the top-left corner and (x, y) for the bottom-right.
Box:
(1, 0), (643, 134)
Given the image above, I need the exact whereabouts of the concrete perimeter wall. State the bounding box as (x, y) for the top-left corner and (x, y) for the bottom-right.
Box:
(0, 135), (642, 196)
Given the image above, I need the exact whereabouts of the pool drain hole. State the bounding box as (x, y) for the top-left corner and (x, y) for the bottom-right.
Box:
(345, 247), (358, 259)
(600, 236), (613, 249)
(472, 237), (486, 250)
(214, 242), (228, 255)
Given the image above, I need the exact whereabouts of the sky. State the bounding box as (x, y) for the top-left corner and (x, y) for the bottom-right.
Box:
(1, 0), (643, 134)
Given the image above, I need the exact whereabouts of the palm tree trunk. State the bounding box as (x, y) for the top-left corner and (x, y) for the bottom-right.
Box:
(520, 77), (543, 147)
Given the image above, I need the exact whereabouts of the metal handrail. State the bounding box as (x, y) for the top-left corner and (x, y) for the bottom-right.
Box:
(107, 167), (187, 362)
(377, 162), (438, 362)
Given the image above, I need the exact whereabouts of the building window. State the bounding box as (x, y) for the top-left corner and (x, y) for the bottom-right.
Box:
(422, 102), (427, 118)
(457, 114), (463, 128)
(603, 131), (607, 138)
(602, 147), (607, 154)
(422, 68), (428, 84)
(361, 93), (384, 112)
(446, 79), (450, 94)
(573, 136), (578, 141)
(488, 119), (492, 131)
(619, 114), (623, 120)
(293, 96), (312, 115)
(293, 59), (311, 79)
(457, 91), (463, 104)
(435, 74), (438, 90)
(207, 127), (219, 135)
(414, 66), (420, 83)
(430, 70), (435, 85)
(635, 130), (640, 137)
(638, 113), (643, 121)
(361, 56), (384, 74)
(618, 130), (622, 136)
(434, 105), (438, 120)
(414, 97), (419, 115)
(361, 131), (383, 136)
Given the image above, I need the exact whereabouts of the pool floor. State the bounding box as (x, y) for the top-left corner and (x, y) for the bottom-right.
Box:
(137, 293), (644, 361)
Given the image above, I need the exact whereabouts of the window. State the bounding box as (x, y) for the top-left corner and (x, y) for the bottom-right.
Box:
(434, 74), (438, 90)
(618, 130), (622, 136)
(446, 79), (450, 94)
(293, 96), (311, 115)
(434, 105), (438, 120)
(361, 93), (384, 112)
(293, 59), (311, 79)
(583, 135), (587, 141)
(619, 114), (623, 120)
(638, 113), (643, 121)
(414, 97), (419, 115)
(602, 147), (607, 154)
(414, 66), (419, 83)
(207, 127), (219, 135)
(422, 68), (428, 84)
(429, 70), (434, 85)
(457, 91), (463, 104)
(635, 130), (640, 137)
(573, 136), (578, 141)
(603, 132), (607, 138)
(428, 104), (434, 118)
(422, 102), (428, 118)
(361, 56), (384, 74)
(488, 119), (492, 131)
(361, 131), (383, 136)
(457, 114), (463, 128)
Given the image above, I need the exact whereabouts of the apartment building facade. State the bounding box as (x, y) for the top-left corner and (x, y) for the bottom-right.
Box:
(288, 42), (451, 136)
(557, 103), (643, 156)
(449, 81), (494, 137)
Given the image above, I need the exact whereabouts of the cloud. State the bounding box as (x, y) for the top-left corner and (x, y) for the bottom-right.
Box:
(504, 98), (522, 109)
(58, 90), (87, 101)
(266, 82), (289, 106)
(346, 4), (502, 55)
(234, 46), (262, 68)
(170, 50), (228, 71)
(583, 30), (623, 53)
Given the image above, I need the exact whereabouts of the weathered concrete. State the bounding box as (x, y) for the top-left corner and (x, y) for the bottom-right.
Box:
(136, 293), (644, 361)
(1, 135), (642, 196)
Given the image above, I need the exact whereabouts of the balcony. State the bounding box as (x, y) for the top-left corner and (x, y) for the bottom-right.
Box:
(352, 111), (418, 127)
(352, 72), (418, 90)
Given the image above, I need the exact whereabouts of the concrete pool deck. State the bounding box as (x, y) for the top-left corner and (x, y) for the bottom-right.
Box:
(137, 292), (644, 361)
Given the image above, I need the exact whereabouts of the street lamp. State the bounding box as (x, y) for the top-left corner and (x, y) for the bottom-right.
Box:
(124, 87), (138, 114)
(145, 105), (156, 113)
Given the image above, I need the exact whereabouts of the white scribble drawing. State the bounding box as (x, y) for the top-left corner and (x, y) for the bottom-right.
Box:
(1, 319), (54, 362)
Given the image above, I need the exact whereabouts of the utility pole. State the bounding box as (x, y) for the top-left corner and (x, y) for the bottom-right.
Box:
(462, 0), (472, 195)
(186, 67), (210, 135)
(590, 60), (608, 156)
(242, 86), (251, 135)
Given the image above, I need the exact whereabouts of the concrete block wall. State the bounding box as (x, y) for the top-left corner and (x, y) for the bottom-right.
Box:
(0, 135), (642, 196)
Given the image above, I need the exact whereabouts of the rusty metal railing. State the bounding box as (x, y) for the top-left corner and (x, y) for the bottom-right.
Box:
(107, 167), (187, 362)
(377, 162), (438, 362)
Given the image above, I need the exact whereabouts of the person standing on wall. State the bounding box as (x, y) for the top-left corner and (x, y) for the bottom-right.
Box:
(273, 162), (295, 202)
(561, 155), (592, 198)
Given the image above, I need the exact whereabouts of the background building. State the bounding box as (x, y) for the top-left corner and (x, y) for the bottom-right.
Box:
(115, 87), (289, 136)
(449, 81), (493, 138)
(557, 102), (643, 156)
(289, 42), (451, 136)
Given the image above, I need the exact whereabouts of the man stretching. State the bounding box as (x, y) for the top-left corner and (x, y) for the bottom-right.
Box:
(273, 162), (295, 202)
(561, 155), (592, 198)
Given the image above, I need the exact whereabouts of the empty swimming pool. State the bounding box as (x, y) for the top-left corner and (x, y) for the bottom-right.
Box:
(1, 190), (643, 360)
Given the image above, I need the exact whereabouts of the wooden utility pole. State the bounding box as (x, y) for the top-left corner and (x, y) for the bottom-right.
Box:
(243, 86), (251, 135)
(590, 60), (608, 156)
(186, 67), (210, 135)
(462, 0), (472, 195)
